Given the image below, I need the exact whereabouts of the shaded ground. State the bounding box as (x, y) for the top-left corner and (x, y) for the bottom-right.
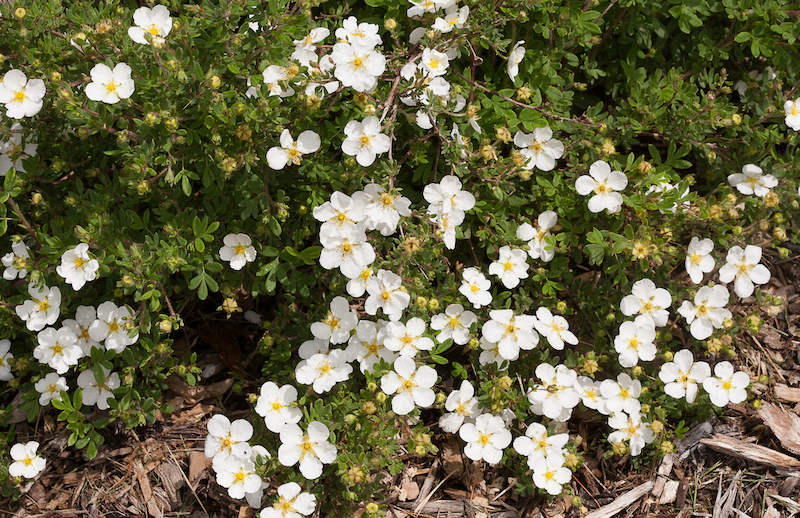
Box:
(4, 247), (800, 518)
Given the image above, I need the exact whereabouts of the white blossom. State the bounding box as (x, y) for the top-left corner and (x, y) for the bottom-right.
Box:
(658, 349), (711, 403)
(459, 414), (511, 464)
(575, 160), (628, 214)
(267, 129), (320, 170)
(430, 304), (477, 345)
(0, 70), (45, 119)
(2, 241), (30, 280)
(341, 117), (391, 167)
(128, 5), (172, 47)
(56, 243), (99, 290)
(278, 421), (337, 480)
(685, 237), (715, 284)
(677, 285), (732, 340)
(727, 164), (778, 197)
(77, 366), (120, 410)
(380, 356), (437, 415)
(514, 128), (564, 171)
(717, 245), (770, 298)
(85, 63), (135, 104)
(702, 361), (750, 407)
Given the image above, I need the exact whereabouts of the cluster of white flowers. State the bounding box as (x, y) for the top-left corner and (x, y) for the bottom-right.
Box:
(424, 176), (475, 249)
(205, 415), (268, 503)
(330, 17), (385, 93)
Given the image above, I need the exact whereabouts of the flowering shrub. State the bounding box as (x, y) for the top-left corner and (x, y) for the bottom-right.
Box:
(0, 0), (798, 515)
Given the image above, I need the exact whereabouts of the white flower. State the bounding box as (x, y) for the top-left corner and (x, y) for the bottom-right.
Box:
(89, 301), (139, 352)
(534, 307), (577, 351)
(262, 65), (296, 99)
(619, 278), (672, 328)
(267, 129), (321, 170)
(734, 67), (776, 95)
(507, 41), (526, 82)
(0, 339), (13, 381)
(531, 456), (571, 495)
(15, 283), (61, 332)
(128, 5), (172, 47)
(346, 267), (373, 297)
(346, 320), (397, 374)
(384, 317), (435, 357)
(407, 0), (438, 17)
(335, 16), (382, 49)
(459, 414), (511, 464)
(677, 285), (732, 340)
(685, 237), (715, 284)
(488, 246), (529, 289)
(784, 98), (800, 131)
(459, 267), (492, 308)
(319, 228), (376, 278)
(516, 211), (558, 262)
(34, 327), (81, 374)
(2, 241), (30, 280)
(77, 366), (120, 410)
(9, 441), (46, 479)
(727, 164), (778, 197)
(513, 422), (569, 467)
(292, 27), (330, 67)
(35, 372), (68, 406)
(205, 415), (253, 459)
(85, 63), (135, 104)
(364, 269), (410, 321)
(295, 350), (353, 394)
(362, 186), (412, 237)
(380, 356), (437, 415)
(260, 482), (317, 518)
(254, 382), (303, 433)
(613, 320), (657, 367)
(702, 361), (750, 407)
(600, 373), (642, 415)
(56, 243), (99, 291)
(311, 296), (358, 345)
(607, 412), (655, 456)
(575, 160), (628, 214)
(527, 364), (580, 421)
(420, 48), (450, 77)
(479, 337), (508, 367)
(1, 123), (37, 175)
(423, 176), (475, 219)
(430, 304), (477, 345)
(514, 128), (564, 171)
(278, 421), (337, 480)
(658, 349), (711, 403)
(717, 245), (770, 298)
(432, 5), (470, 32)
(330, 42), (386, 92)
(482, 309), (538, 361)
(218, 233), (257, 271)
(341, 117), (391, 167)
(313, 191), (366, 237)
(574, 376), (608, 414)
(216, 454), (262, 499)
(0, 70), (46, 119)
(439, 380), (480, 433)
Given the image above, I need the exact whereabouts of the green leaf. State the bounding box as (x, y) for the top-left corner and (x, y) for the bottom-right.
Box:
(734, 31), (751, 43)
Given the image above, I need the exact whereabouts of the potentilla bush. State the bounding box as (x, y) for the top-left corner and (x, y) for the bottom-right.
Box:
(0, 0), (798, 513)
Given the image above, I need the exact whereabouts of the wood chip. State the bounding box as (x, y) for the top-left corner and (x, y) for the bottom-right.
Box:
(659, 480), (679, 505)
(774, 384), (800, 404)
(758, 403), (800, 456)
(700, 435), (800, 469)
(188, 451), (211, 483)
(156, 461), (185, 509)
(584, 481), (654, 518)
(134, 459), (163, 518)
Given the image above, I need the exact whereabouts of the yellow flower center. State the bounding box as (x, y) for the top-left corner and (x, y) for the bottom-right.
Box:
(108, 321), (120, 333)
(277, 496), (295, 513)
(530, 141), (543, 153)
(351, 55), (365, 71)
(36, 299), (50, 313)
(594, 180), (610, 195)
(447, 316), (460, 329)
(340, 241), (353, 254)
(502, 322), (518, 340)
(379, 193), (396, 206)
(52, 342), (63, 355)
(271, 401), (283, 411)
(366, 341), (379, 355)
(48, 383), (58, 393)
(147, 24), (160, 36)
(428, 58), (439, 69)
(641, 300), (654, 313)
(104, 80), (120, 94)
(627, 338), (640, 351)
(219, 436), (232, 452)
(359, 134), (372, 148)
(380, 290), (392, 302)
(736, 262), (753, 276)
(74, 256), (87, 268)
(23, 457), (33, 466)
(477, 432), (491, 446)
(503, 260), (514, 271)
(234, 244), (246, 256)
(400, 375), (416, 393)
(318, 359), (332, 375)
(234, 471), (246, 483)
(455, 402), (468, 415)
(324, 312), (341, 330)
(690, 252), (702, 265)
(695, 303), (709, 317)
(470, 284), (480, 293)
(299, 435), (316, 461)
(544, 469), (555, 481)
(13, 90), (26, 103)
(619, 388), (630, 399)
(722, 380), (732, 390)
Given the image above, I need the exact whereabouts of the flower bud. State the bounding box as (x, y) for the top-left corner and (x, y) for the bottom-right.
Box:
(385, 18), (397, 30)
(516, 86), (532, 101)
(600, 140), (616, 156)
(752, 399), (762, 409)
(159, 320), (173, 333)
(763, 191), (779, 208)
(480, 144), (497, 161)
(435, 391), (446, 404)
(366, 503), (379, 514)
(366, 381), (377, 392)
(14, 7), (26, 19)
(774, 227), (787, 241)
(708, 204), (723, 219)
(50, 71), (62, 82)
(778, 247), (790, 259)
(582, 359), (599, 376)
(511, 149), (527, 167)
(632, 366), (643, 377)
(496, 127), (512, 142)
(364, 104), (377, 116)
(209, 75), (221, 89)
(732, 225), (743, 236)
(376, 392), (387, 403)
(468, 338), (480, 350)
(660, 441), (675, 454)
(428, 298), (440, 311)
(745, 314), (762, 333)
(637, 161), (653, 174)
(165, 117), (179, 131)
(611, 441), (627, 456)
(220, 297), (240, 315)
(663, 351), (673, 362)
(361, 401), (377, 414)
(731, 113), (742, 125)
